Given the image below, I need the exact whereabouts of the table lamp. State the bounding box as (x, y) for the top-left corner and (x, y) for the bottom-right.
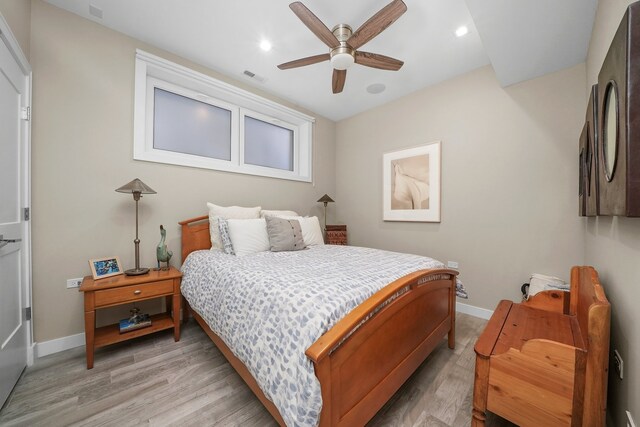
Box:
(116, 178), (156, 276)
(317, 194), (334, 231)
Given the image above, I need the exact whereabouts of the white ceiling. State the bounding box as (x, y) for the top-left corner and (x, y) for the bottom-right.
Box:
(43, 0), (597, 121)
(465, 0), (598, 87)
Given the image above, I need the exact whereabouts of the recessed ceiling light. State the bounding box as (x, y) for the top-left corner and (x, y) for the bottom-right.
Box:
(259, 40), (272, 52)
(366, 83), (386, 94)
(455, 26), (469, 38)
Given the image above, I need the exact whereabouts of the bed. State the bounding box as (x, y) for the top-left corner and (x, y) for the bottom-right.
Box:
(179, 214), (459, 426)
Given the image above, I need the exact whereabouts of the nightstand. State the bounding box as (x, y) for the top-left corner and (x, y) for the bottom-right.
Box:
(325, 225), (347, 245)
(79, 267), (182, 369)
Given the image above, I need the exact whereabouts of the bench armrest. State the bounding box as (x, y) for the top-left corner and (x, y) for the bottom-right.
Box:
(474, 300), (512, 357)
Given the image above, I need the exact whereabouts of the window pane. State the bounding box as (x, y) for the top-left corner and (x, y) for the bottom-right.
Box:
(244, 116), (293, 171)
(153, 88), (231, 160)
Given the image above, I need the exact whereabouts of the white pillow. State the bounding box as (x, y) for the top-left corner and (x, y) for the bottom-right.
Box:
(207, 203), (261, 250)
(260, 209), (299, 218)
(226, 218), (270, 256)
(282, 216), (325, 246)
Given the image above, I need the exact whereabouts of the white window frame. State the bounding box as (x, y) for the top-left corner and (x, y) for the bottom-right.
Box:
(133, 50), (314, 182)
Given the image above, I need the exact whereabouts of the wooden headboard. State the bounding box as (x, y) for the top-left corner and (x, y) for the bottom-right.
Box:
(178, 215), (211, 261)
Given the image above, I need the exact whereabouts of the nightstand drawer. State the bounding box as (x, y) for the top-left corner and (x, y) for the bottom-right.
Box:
(94, 279), (174, 307)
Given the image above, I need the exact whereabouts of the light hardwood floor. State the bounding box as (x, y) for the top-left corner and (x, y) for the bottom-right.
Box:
(0, 313), (515, 426)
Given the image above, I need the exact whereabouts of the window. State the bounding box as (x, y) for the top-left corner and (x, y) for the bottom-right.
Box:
(133, 50), (314, 182)
(243, 114), (294, 171)
(153, 88), (232, 161)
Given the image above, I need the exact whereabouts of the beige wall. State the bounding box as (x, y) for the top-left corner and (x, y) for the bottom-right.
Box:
(585, 0), (640, 424)
(29, 0), (336, 342)
(335, 64), (586, 313)
(0, 0), (31, 59)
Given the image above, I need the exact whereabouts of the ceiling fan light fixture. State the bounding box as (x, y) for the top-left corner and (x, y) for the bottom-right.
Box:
(330, 45), (355, 70)
(329, 24), (355, 70)
(331, 52), (355, 70)
(278, 1), (407, 93)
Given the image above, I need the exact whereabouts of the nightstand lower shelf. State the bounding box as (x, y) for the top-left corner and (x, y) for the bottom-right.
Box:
(80, 267), (183, 369)
(94, 313), (174, 348)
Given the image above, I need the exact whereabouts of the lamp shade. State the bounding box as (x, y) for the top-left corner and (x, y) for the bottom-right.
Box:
(317, 194), (334, 204)
(115, 178), (156, 194)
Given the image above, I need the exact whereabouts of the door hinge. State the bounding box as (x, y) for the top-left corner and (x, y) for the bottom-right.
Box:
(24, 207), (30, 221)
(21, 106), (30, 121)
(25, 307), (32, 321)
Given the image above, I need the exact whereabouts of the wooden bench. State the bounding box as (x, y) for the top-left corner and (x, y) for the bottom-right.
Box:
(472, 266), (610, 426)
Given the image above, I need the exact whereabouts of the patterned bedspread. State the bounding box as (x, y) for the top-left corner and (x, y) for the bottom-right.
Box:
(180, 245), (465, 426)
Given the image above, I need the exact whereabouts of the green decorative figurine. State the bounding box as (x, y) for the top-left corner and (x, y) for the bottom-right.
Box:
(156, 225), (173, 270)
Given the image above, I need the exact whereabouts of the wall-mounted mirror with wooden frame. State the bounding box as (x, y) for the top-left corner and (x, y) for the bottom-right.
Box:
(596, 2), (640, 217)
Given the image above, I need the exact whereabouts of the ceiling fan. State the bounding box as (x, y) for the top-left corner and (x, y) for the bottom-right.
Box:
(278, 0), (407, 94)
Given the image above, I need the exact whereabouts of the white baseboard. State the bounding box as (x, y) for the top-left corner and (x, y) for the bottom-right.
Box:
(32, 304), (492, 359)
(35, 332), (85, 358)
(456, 302), (494, 320)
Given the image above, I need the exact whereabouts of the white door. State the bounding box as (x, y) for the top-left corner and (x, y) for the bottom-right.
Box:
(0, 17), (32, 408)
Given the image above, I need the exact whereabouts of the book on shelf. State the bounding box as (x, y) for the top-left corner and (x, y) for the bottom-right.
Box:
(119, 314), (151, 333)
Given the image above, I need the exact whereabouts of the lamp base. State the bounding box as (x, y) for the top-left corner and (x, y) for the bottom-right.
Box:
(124, 267), (150, 276)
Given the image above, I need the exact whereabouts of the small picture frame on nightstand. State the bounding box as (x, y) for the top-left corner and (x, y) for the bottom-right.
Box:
(89, 256), (123, 280)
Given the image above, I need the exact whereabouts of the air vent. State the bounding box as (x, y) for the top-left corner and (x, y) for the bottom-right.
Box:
(242, 70), (266, 83)
(89, 4), (103, 19)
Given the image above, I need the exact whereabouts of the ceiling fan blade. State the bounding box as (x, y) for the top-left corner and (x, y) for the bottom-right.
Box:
(278, 54), (330, 70)
(289, 2), (340, 48)
(347, 0), (407, 50)
(332, 69), (346, 94)
(355, 51), (404, 71)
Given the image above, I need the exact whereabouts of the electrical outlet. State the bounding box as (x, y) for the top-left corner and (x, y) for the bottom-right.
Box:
(447, 261), (459, 269)
(613, 349), (624, 379)
(66, 278), (83, 289)
(627, 411), (636, 427)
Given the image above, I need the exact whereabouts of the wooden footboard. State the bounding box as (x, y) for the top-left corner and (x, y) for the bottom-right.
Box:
(179, 215), (458, 426)
(308, 269), (457, 426)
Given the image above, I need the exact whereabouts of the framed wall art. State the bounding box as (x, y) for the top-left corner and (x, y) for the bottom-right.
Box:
(383, 141), (441, 222)
(579, 84), (599, 217)
(579, 123), (588, 216)
(585, 84), (599, 216)
(89, 256), (124, 280)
